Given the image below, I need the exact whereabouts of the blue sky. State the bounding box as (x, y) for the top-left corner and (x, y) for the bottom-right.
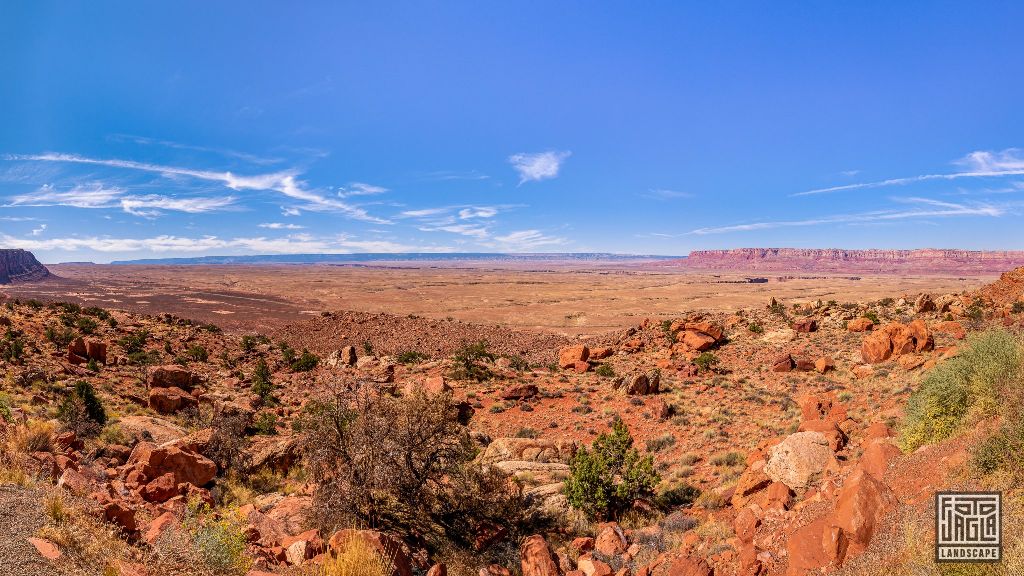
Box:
(2, 2), (1024, 263)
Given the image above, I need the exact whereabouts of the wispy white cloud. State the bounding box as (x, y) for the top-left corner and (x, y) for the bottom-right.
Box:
(258, 222), (305, 230)
(418, 223), (490, 239)
(492, 229), (567, 250)
(108, 134), (285, 166)
(0, 233), (449, 255)
(337, 182), (388, 198)
(30, 224), (47, 236)
(421, 170), (490, 181)
(508, 150), (571, 184)
(687, 197), (1007, 235)
(639, 188), (693, 200)
(7, 153), (388, 223)
(458, 206), (498, 219)
(795, 148), (1024, 197)
(5, 183), (235, 217)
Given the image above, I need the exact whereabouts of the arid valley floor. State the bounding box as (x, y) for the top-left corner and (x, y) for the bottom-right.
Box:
(1, 258), (1023, 576)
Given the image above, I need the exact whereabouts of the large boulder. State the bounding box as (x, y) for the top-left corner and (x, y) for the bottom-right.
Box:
(148, 365), (202, 391)
(617, 371), (660, 395)
(127, 442), (217, 487)
(846, 318), (874, 332)
(559, 345), (589, 369)
(764, 432), (837, 491)
(479, 438), (577, 465)
(520, 535), (561, 576)
(862, 322), (933, 364)
(830, 469), (897, 559)
(149, 386), (198, 414)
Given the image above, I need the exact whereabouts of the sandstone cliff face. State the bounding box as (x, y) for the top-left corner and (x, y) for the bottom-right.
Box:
(0, 249), (50, 284)
(682, 248), (1024, 274)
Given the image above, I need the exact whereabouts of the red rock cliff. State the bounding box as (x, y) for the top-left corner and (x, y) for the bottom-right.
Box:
(681, 248), (1024, 274)
(0, 249), (50, 284)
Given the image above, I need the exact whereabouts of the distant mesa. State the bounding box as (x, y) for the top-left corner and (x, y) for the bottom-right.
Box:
(0, 249), (50, 284)
(675, 248), (1024, 274)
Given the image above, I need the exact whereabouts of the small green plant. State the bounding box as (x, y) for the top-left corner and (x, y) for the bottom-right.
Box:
(1013, 301), (1024, 314)
(747, 322), (763, 334)
(0, 392), (12, 423)
(252, 412), (278, 435)
(564, 418), (659, 520)
(183, 500), (252, 574)
(362, 340), (374, 355)
(75, 316), (99, 335)
(45, 325), (76, 348)
(118, 329), (150, 354)
(448, 340), (495, 382)
(186, 345), (209, 363)
(502, 354), (530, 372)
(694, 352), (719, 372)
(514, 427), (539, 439)
(645, 432), (676, 452)
(240, 334), (269, 353)
(290, 349), (319, 372)
(57, 380), (107, 436)
(710, 451), (744, 467)
(251, 358), (274, 405)
(279, 342), (297, 364)
(863, 311), (880, 324)
(595, 364), (615, 378)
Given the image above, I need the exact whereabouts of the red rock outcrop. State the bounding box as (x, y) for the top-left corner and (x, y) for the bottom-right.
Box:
(680, 248), (1024, 274)
(0, 249), (50, 284)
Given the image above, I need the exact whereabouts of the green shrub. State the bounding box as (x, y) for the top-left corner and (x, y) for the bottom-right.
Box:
(565, 418), (659, 520)
(900, 330), (1022, 452)
(184, 501), (252, 574)
(448, 341), (495, 382)
(0, 392), (12, 423)
(1013, 301), (1024, 314)
(694, 352), (719, 372)
(710, 451), (744, 467)
(75, 316), (99, 335)
(252, 412), (278, 435)
(279, 342), (297, 364)
(118, 329), (150, 354)
(645, 432), (676, 452)
(595, 364), (615, 378)
(251, 358), (274, 405)
(863, 311), (880, 324)
(185, 345), (209, 363)
(747, 322), (763, 334)
(45, 325), (76, 348)
(656, 482), (701, 508)
(57, 381), (107, 436)
(290, 349), (319, 372)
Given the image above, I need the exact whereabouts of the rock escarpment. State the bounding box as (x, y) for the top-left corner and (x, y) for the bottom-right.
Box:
(0, 249), (50, 284)
(681, 248), (1024, 274)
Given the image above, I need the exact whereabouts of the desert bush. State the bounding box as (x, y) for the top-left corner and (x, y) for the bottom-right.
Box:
(447, 341), (495, 382)
(12, 420), (55, 454)
(1013, 301), (1024, 314)
(252, 412), (278, 435)
(186, 345), (210, 362)
(118, 329), (150, 354)
(900, 330), (1022, 452)
(694, 352), (719, 372)
(179, 501), (252, 575)
(564, 417), (659, 520)
(291, 349), (319, 372)
(655, 481), (700, 508)
(710, 451), (744, 467)
(747, 322), (763, 334)
(320, 534), (395, 576)
(645, 432), (676, 452)
(45, 325), (76, 348)
(595, 364), (615, 378)
(76, 316), (99, 335)
(863, 311), (880, 324)
(0, 330), (25, 362)
(206, 411), (251, 473)
(299, 385), (533, 551)
(251, 358), (274, 405)
(57, 381), (107, 436)
(0, 392), (12, 423)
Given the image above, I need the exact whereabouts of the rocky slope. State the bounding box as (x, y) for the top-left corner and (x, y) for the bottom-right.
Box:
(678, 248), (1024, 274)
(0, 270), (1021, 575)
(0, 249), (50, 284)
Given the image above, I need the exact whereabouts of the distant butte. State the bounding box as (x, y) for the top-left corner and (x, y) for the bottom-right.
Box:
(665, 248), (1024, 274)
(0, 249), (51, 284)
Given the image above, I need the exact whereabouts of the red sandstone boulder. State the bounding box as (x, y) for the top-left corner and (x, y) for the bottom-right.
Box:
(520, 534), (561, 576)
(771, 354), (795, 372)
(859, 439), (902, 480)
(127, 442), (217, 487)
(149, 386), (198, 414)
(846, 318), (874, 332)
(559, 345), (590, 369)
(502, 384), (539, 400)
(830, 469), (897, 559)
(790, 318), (818, 333)
(148, 365), (202, 390)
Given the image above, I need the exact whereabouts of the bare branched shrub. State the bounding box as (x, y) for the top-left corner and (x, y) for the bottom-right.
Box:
(300, 384), (536, 551)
